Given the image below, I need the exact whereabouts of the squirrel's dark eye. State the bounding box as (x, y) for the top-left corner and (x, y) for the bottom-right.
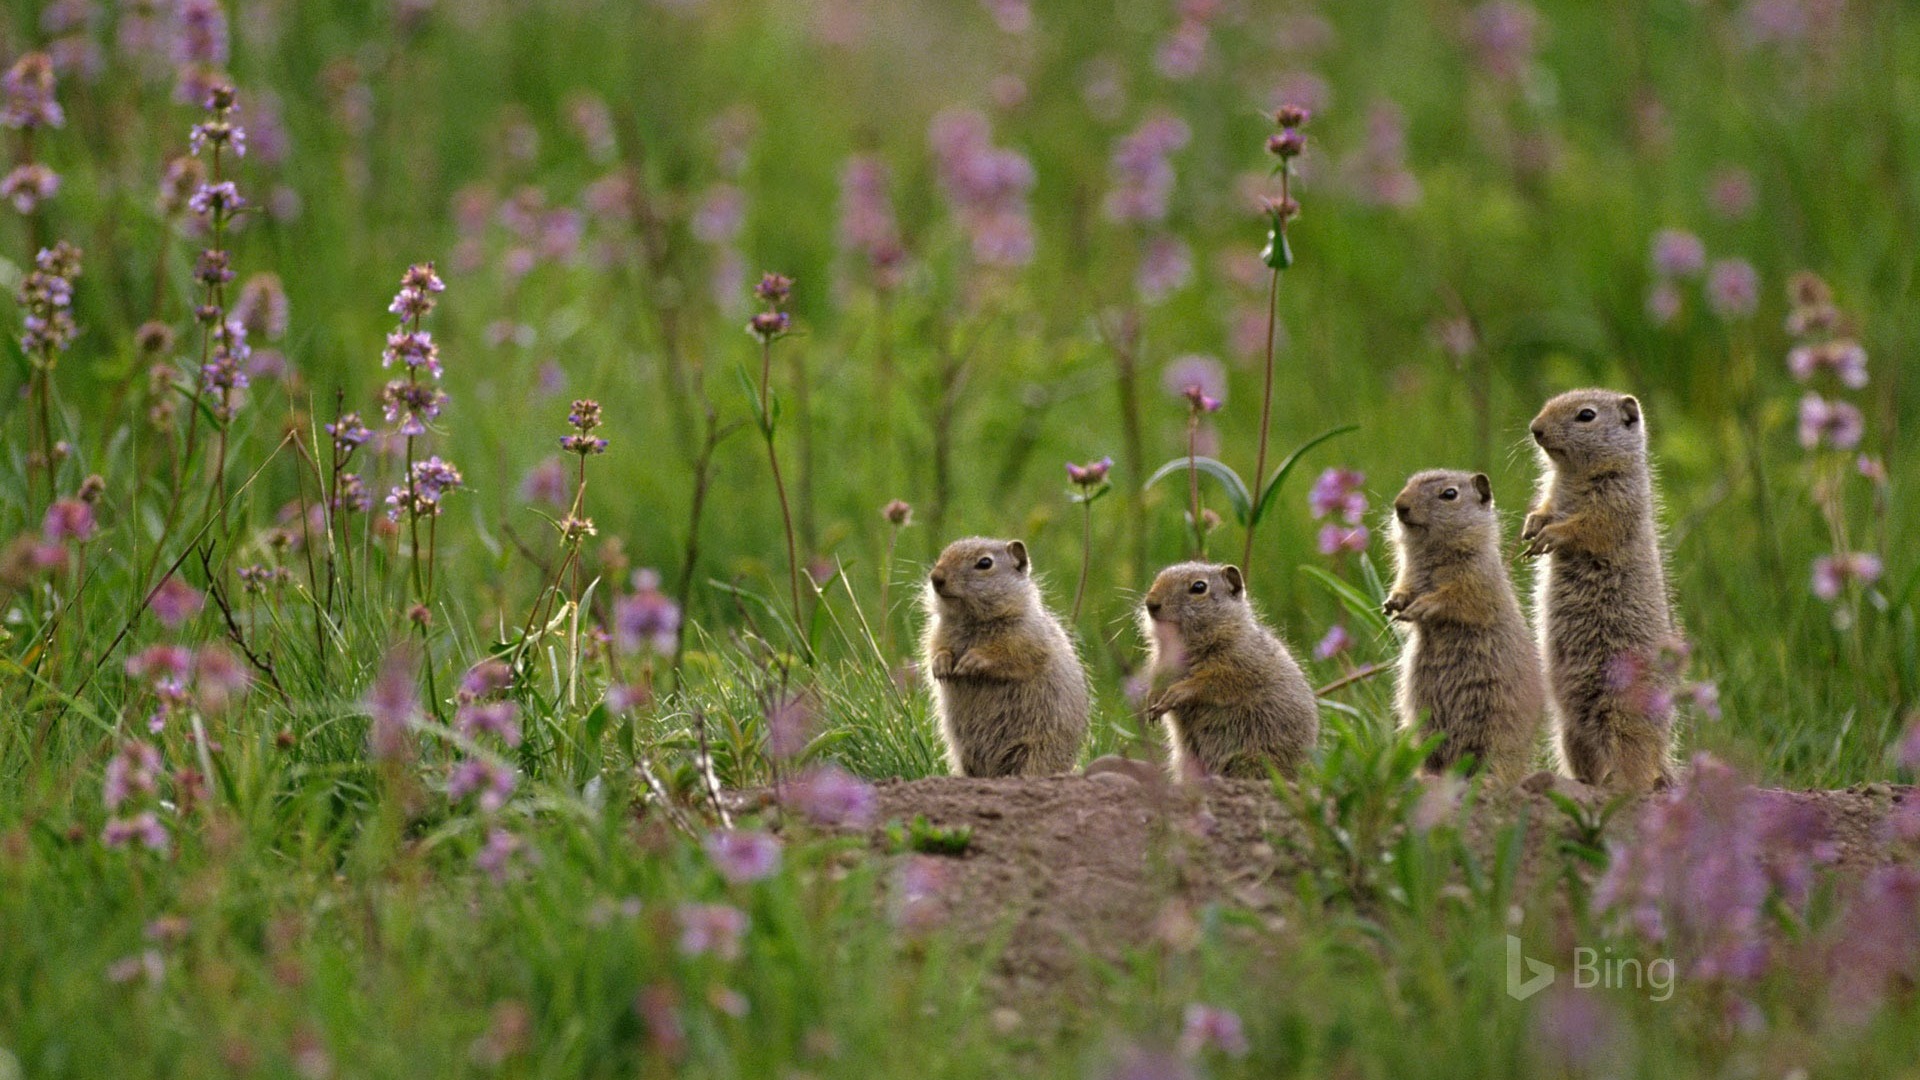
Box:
(1189, 580), (1208, 595)
(1576, 408), (1598, 422)
(1440, 488), (1458, 501)
(974, 556), (994, 571)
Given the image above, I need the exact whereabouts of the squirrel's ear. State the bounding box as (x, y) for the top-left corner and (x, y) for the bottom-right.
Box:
(1619, 395), (1641, 427)
(1472, 473), (1492, 503)
(1007, 539), (1029, 573)
(1220, 565), (1245, 598)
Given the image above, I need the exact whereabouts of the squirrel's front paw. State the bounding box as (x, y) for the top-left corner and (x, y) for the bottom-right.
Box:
(929, 650), (958, 679)
(948, 650), (993, 678)
(1383, 592), (1413, 620)
(1146, 687), (1190, 719)
(1520, 510), (1553, 542)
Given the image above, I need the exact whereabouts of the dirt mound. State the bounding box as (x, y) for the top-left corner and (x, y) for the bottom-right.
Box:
(856, 774), (1916, 1004)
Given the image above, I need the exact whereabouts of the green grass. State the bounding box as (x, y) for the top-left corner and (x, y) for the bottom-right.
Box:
(1, 0), (1917, 1074)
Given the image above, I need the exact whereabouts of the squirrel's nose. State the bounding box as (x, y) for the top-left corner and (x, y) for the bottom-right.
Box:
(929, 570), (947, 591)
(1145, 600), (1162, 617)
(1394, 502), (1412, 523)
(1531, 425), (1547, 445)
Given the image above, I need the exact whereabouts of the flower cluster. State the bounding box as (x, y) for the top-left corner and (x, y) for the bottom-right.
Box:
(746, 272), (793, 343)
(384, 456), (464, 521)
(561, 399), (607, 456)
(782, 764), (877, 827)
(1260, 104), (1310, 270)
(171, 0), (231, 106)
(2, 52), (64, 131)
(1603, 638), (1721, 725)
(837, 154), (906, 289)
(1309, 467), (1369, 555)
(188, 84), (245, 159)
(1595, 754), (1834, 987)
(1785, 272), (1884, 611)
(612, 569), (681, 656)
(455, 660), (521, 748)
(1156, 0), (1220, 80)
(17, 242), (81, 359)
(125, 640), (248, 732)
(101, 742), (171, 854)
(704, 829), (781, 885)
(1066, 456), (1113, 492)
(1104, 112), (1190, 225)
(928, 109), (1036, 268)
(379, 263), (450, 436)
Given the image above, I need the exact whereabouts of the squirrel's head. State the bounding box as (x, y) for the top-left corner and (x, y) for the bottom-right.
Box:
(926, 537), (1034, 620)
(1530, 389), (1646, 474)
(1141, 562), (1250, 657)
(1392, 469), (1496, 551)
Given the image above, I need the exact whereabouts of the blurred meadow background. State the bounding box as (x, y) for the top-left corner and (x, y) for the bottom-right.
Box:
(1, 0), (1918, 1076)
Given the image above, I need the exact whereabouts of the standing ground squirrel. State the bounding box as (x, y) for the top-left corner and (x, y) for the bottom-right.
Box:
(1141, 563), (1319, 780)
(922, 537), (1090, 777)
(1523, 389), (1678, 792)
(1386, 469), (1547, 783)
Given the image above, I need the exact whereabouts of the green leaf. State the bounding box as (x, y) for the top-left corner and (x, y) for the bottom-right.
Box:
(1299, 564), (1390, 639)
(1252, 424), (1359, 525)
(1144, 456), (1252, 526)
(1259, 224), (1290, 269)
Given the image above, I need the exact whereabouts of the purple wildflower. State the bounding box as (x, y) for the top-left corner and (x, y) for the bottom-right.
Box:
(837, 155), (903, 283)
(326, 412), (371, 451)
(677, 903), (748, 960)
(1, 53), (65, 130)
(1313, 624), (1353, 661)
(1317, 524), (1369, 556)
(1811, 552), (1883, 602)
(149, 574), (204, 629)
(1103, 111), (1190, 224)
(456, 701), (522, 748)
(1066, 457), (1113, 487)
(365, 649), (420, 761)
(765, 695), (812, 760)
(1135, 234), (1192, 303)
(612, 570), (681, 655)
(892, 855), (950, 934)
(1160, 354), (1226, 408)
(1308, 467), (1368, 524)
(1464, 1), (1540, 83)
(475, 828), (524, 882)
(448, 759), (517, 813)
(382, 330), (441, 377)
(1177, 1004), (1248, 1059)
(1593, 754), (1835, 983)
(384, 456), (464, 520)
(704, 829), (781, 885)
(928, 109), (1036, 268)
(1797, 393), (1864, 450)
(520, 457), (570, 508)
(104, 742), (163, 812)
(1645, 280), (1682, 326)
(783, 764), (878, 828)
(1706, 258), (1760, 320)
(1787, 339), (1868, 388)
(186, 180), (242, 218)
(102, 811), (171, 853)
(2, 163), (60, 213)
(1824, 864), (1920, 1025)
(691, 184), (746, 245)
(1101, 1045), (1198, 1080)
(1649, 229), (1706, 278)
(42, 498), (94, 543)
(884, 499), (914, 526)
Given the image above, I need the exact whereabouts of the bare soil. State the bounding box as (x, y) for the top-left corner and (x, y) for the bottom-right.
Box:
(848, 770), (1917, 1006)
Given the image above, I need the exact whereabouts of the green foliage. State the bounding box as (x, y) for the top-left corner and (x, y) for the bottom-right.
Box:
(884, 814), (974, 856)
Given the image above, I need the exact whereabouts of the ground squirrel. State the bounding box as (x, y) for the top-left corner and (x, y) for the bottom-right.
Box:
(1523, 389), (1678, 792)
(922, 537), (1090, 777)
(1386, 469), (1546, 783)
(1140, 562), (1319, 780)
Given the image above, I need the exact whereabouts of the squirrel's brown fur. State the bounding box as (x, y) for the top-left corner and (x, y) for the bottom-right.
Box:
(1386, 469), (1547, 783)
(921, 537), (1090, 776)
(1523, 389), (1679, 792)
(1140, 562), (1318, 780)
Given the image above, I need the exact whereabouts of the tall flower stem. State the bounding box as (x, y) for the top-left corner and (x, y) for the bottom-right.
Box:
(1242, 264), (1280, 577)
(760, 337), (804, 636)
(1186, 409), (1204, 558)
(1072, 499), (1094, 624)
